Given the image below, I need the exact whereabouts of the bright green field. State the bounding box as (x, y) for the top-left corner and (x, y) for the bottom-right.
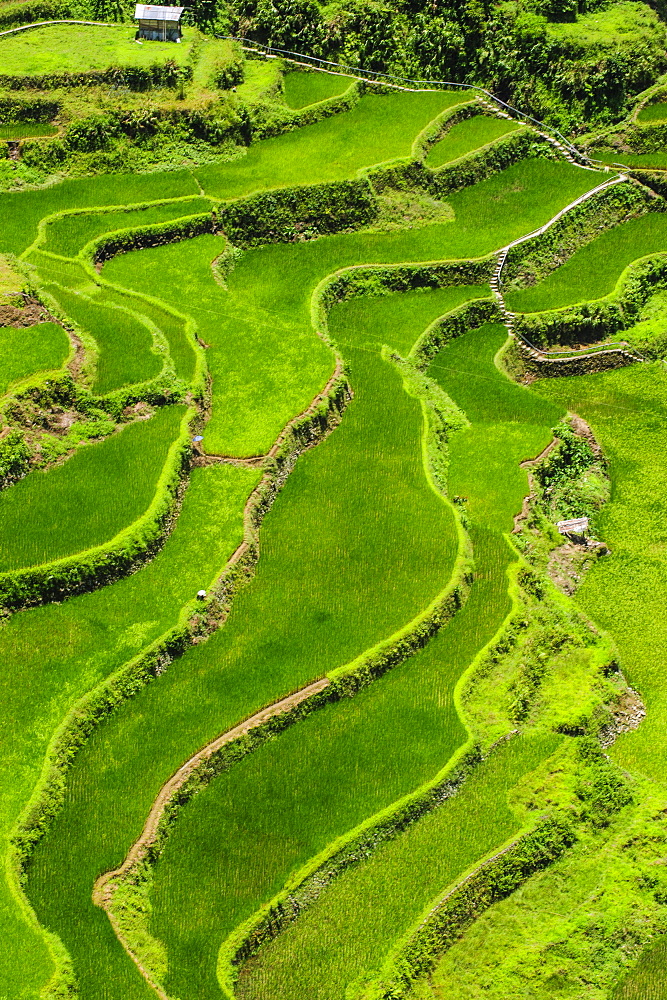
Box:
(425, 115), (523, 168)
(615, 935), (667, 998)
(506, 212), (667, 314)
(636, 101), (667, 122)
(0, 170), (200, 258)
(0, 123), (57, 139)
(45, 284), (162, 394)
(283, 70), (353, 109)
(238, 735), (559, 1000)
(0, 24), (193, 77)
(192, 90), (468, 200)
(0, 321), (69, 394)
(0, 404), (184, 572)
(25, 287), (479, 1000)
(41, 197), (212, 258)
(0, 462), (258, 1000)
(105, 159), (599, 456)
(589, 148), (667, 168)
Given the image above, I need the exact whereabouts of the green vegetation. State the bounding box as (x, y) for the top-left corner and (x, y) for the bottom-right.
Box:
(636, 101), (667, 122)
(425, 116), (524, 168)
(106, 159), (599, 455)
(589, 148), (667, 167)
(534, 364), (667, 781)
(25, 284), (472, 1000)
(506, 213), (667, 313)
(282, 70), (353, 109)
(193, 91), (466, 200)
(238, 736), (559, 1000)
(0, 123), (57, 139)
(0, 321), (69, 394)
(0, 461), (259, 1000)
(0, 170), (200, 257)
(45, 284), (162, 393)
(0, 24), (194, 77)
(0, 404), (184, 571)
(42, 197), (212, 257)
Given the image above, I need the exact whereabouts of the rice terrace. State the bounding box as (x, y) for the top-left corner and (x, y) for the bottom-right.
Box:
(3, 1), (667, 998)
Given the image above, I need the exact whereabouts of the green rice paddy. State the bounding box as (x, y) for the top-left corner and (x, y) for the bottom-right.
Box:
(636, 101), (667, 122)
(0, 123), (57, 139)
(106, 159), (598, 455)
(0, 461), (259, 1000)
(282, 70), (353, 109)
(45, 284), (162, 393)
(425, 115), (524, 168)
(238, 734), (559, 1000)
(0, 404), (184, 572)
(506, 212), (667, 314)
(0, 74), (658, 1000)
(41, 198), (212, 258)
(0, 321), (69, 394)
(26, 286), (476, 1000)
(589, 148), (667, 168)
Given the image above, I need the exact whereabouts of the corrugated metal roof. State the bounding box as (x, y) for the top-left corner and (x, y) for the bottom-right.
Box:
(135, 4), (184, 21)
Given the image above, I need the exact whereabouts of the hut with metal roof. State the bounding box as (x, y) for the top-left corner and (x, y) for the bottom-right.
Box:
(134, 4), (184, 41)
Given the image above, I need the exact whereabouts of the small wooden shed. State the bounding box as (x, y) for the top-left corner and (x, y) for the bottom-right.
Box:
(134, 4), (184, 41)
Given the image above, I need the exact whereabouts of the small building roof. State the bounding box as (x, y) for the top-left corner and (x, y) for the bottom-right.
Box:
(556, 517), (589, 535)
(135, 4), (184, 20)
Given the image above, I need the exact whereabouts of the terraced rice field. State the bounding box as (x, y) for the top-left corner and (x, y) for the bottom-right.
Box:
(2, 63), (667, 1000)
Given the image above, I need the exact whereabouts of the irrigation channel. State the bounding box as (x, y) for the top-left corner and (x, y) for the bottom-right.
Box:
(0, 50), (662, 1000)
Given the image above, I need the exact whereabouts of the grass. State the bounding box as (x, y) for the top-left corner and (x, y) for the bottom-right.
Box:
(615, 936), (667, 998)
(44, 283), (162, 394)
(105, 158), (599, 456)
(0, 170), (200, 257)
(0, 404), (185, 572)
(282, 70), (353, 109)
(25, 287), (476, 1000)
(237, 734), (559, 1000)
(0, 321), (69, 394)
(42, 197), (212, 258)
(545, 2), (663, 46)
(636, 101), (667, 122)
(588, 148), (667, 168)
(193, 91), (467, 200)
(425, 116), (524, 168)
(420, 786), (665, 1000)
(0, 123), (57, 139)
(505, 212), (667, 314)
(0, 25), (194, 77)
(0, 462), (259, 1000)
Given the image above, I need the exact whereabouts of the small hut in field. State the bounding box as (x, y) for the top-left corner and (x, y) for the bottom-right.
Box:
(134, 4), (184, 42)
